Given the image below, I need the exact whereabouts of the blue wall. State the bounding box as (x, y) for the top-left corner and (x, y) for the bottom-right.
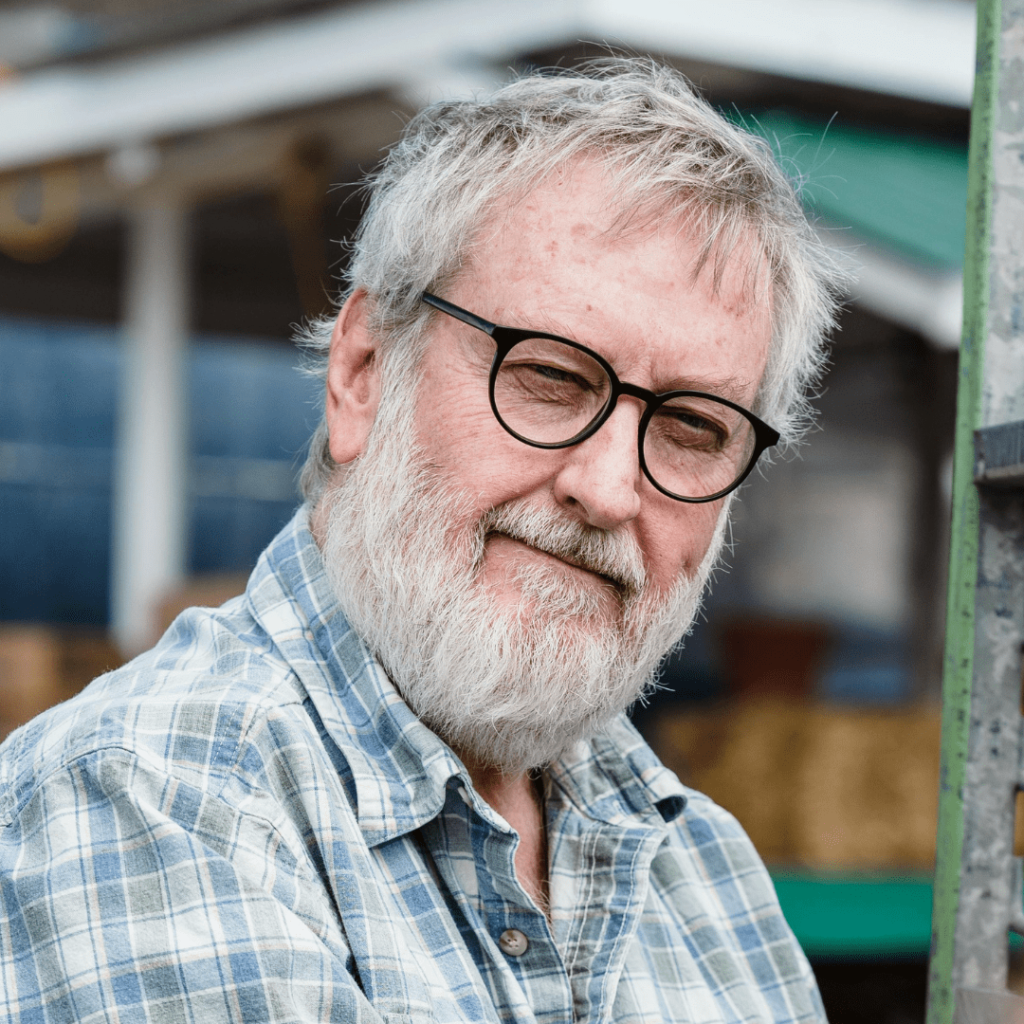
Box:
(0, 316), (319, 624)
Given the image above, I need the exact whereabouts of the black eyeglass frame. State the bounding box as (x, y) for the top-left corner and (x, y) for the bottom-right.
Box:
(421, 292), (780, 503)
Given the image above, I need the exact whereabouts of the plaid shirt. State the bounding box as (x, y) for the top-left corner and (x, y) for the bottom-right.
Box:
(0, 509), (825, 1023)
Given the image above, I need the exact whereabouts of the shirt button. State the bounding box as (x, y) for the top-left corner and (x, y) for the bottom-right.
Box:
(498, 928), (529, 957)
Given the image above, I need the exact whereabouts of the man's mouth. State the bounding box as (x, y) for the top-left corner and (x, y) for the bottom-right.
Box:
(477, 501), (647, 601)
(485, 531), (633, 596)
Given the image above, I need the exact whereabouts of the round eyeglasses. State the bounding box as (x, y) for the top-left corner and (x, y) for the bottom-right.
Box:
(421, 293), (779, 503)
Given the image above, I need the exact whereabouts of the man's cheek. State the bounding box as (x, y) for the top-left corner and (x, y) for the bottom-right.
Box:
(665, 502), (729, 582)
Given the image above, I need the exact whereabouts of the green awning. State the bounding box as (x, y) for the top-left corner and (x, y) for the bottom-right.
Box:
(773, 872), (1024, 958)
(772, 872), (934, 957)
(738, 110), (969, 271)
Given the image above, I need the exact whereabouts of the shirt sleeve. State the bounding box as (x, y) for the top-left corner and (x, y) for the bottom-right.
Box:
(0, 745), (390, 1024)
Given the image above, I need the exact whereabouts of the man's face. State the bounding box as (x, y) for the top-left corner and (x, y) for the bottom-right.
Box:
(319, 160), (774, 773)
(411, 162), (773, 620)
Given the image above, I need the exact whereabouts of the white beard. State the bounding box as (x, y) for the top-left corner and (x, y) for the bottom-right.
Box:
(318, 384), (726, 775)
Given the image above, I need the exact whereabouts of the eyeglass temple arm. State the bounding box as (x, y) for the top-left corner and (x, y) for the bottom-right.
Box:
(422, 292), (497, 336)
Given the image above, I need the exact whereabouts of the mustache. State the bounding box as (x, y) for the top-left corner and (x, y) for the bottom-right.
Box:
(479, 501), (647, 599)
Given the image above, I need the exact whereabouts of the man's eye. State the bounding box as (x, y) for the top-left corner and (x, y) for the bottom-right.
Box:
(658, 408), (730, 448)
(504, 360), (596, 393)
(676, 411), (717, 433)
(528, 363), (584, 385)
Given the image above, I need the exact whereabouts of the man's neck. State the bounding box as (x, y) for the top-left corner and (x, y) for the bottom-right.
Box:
(462, 757), (550, 915)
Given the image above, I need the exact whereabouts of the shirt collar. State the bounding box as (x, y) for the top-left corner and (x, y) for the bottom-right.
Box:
(249, 506), (687, 844)
(247, 507), (466, 846)
(549, 716), (688, 828)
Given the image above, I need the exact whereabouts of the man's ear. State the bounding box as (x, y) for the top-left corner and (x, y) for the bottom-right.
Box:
(325, 289), (382, 465)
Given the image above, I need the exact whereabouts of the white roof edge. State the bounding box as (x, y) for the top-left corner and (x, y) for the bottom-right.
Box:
(0, 0), (578, 171)
(589, 0), (976, 109)
(0, 0), (976, 173)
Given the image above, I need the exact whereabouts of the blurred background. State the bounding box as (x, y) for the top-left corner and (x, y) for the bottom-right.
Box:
(0, 1), (982, 1019)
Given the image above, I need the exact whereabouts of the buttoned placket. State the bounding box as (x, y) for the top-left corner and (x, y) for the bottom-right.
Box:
(416, 770), (677, 1024)
(419, 779), (575, 1024)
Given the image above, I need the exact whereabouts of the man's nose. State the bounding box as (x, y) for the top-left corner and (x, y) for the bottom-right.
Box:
(551, 400), (643, 530)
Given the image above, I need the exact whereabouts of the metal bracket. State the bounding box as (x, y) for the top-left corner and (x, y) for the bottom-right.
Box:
(975, 420), (1024, 487)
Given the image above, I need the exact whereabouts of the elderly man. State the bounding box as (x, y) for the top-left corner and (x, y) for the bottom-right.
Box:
(1, 60), (843, 1022)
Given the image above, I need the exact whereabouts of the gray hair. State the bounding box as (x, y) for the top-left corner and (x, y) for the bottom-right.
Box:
(298, 57), (848, 503)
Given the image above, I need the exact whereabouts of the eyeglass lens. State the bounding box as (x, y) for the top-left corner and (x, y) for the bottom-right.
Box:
(493, 336), (757, 500)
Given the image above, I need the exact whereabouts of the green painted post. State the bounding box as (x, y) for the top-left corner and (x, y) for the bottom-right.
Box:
(926, 1), (1001, 1021)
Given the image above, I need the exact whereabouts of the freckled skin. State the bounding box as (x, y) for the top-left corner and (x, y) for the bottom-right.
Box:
(413, 161), (773, 615)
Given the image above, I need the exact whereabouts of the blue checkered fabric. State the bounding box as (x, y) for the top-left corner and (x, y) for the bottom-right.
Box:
(0, 508), (825, 1023)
